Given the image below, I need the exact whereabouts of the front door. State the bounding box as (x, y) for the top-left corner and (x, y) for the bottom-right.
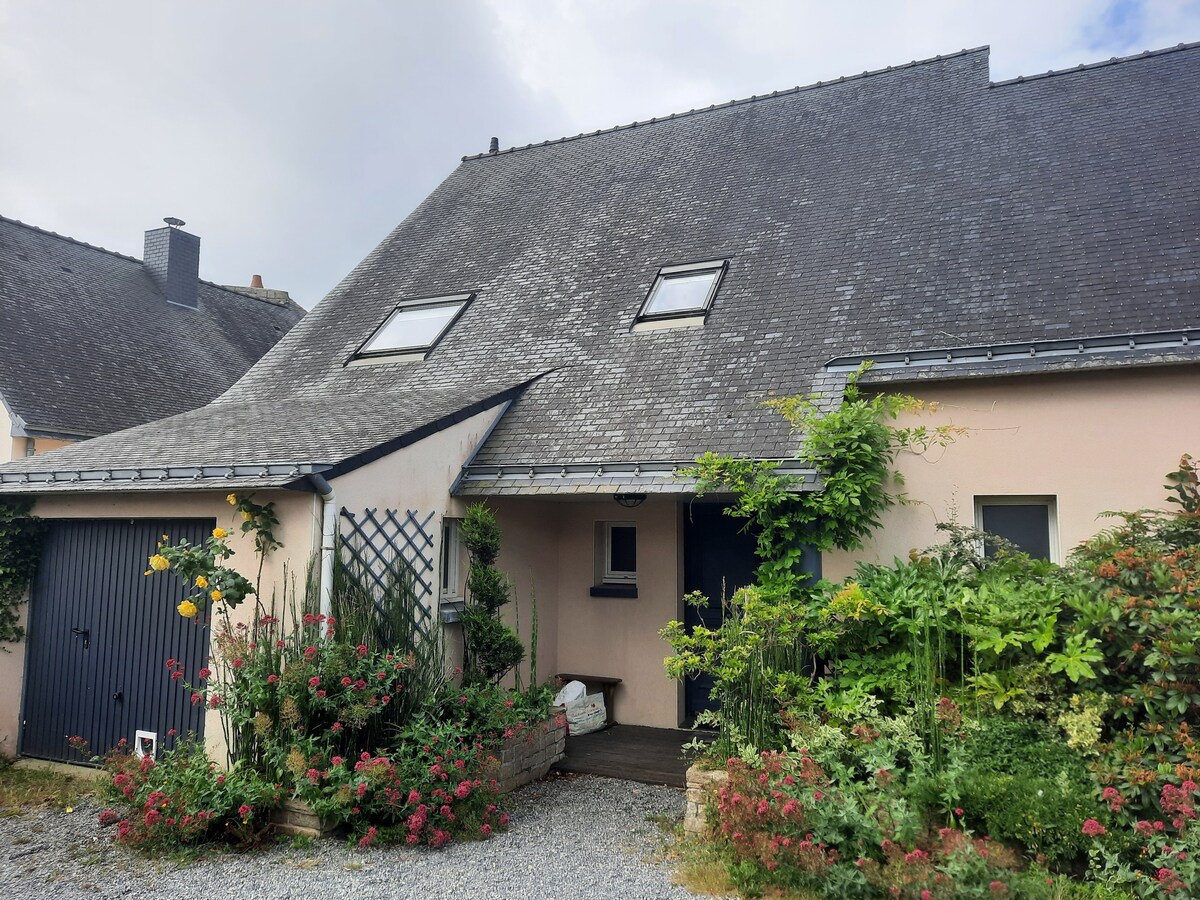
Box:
(20, 518), (213, 763)
(682, 502), (760, 722)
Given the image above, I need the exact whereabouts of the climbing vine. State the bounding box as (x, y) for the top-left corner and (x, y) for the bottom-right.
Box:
(0, 497), (45, 644)
(690, 364), (962, 598)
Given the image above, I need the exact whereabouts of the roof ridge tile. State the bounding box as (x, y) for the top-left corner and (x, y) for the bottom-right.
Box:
(460, 46), (989, 162)
(989, 39), (1200, 86)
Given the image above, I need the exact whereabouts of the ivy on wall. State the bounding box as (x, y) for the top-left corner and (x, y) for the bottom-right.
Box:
(0, 498), (46, 645)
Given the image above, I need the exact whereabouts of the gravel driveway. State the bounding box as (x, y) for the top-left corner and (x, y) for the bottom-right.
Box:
(0, 774), (698, 899)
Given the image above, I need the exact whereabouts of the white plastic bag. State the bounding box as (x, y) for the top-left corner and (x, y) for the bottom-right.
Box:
(565, 692), (606, 736)
(554, 680), (588, 707)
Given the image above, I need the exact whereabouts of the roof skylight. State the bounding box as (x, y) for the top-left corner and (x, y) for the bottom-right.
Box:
(634, 260), (726, 330)
(353, 294), (471, 363)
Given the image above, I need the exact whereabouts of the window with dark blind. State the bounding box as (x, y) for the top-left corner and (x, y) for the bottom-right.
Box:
(976, 498), (1056, 561)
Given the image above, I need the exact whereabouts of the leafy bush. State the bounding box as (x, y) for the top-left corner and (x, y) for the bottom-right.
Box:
(956, 718), (1095, 863)
(460, 503), (524, 683)
(97, 739), (278, 849)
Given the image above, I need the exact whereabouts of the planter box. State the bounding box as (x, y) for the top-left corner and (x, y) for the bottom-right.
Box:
(683, 764), (728, 836)
(495, 707), (567, 794)
(270, 799), (338, 839)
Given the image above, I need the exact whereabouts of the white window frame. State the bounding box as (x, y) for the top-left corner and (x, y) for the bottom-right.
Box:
(603, 522), (637, 584)
(440, 518), (464, 601)
(348, 293), (472, 365)
(632, 259), (727, 332)
(973, 495), (1060, 564)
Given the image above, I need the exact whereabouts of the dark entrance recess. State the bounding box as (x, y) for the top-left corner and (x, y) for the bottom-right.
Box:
(681, 501), (820, 723)
(21, 519), (213, 763)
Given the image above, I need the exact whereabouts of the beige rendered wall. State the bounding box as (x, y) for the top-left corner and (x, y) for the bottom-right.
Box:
(488, 497), (684, 729)
(824, 366), (1200, 581)
(0, 488), (320, 760)
(330, 406), (505, 668)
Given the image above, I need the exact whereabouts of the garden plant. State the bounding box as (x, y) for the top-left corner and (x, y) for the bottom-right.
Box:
(664, 374), (1200, 898)
(88, 495), (553, 851)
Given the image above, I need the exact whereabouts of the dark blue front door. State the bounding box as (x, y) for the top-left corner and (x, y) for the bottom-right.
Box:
(682, 502), (759, 722)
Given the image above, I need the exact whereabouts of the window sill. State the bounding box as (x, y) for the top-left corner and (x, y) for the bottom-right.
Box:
(590, 584), (638, 598)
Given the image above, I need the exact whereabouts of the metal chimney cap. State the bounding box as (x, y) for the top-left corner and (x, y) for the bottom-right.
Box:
(488, 137), (499, 154)
(163, 217), (186, 228)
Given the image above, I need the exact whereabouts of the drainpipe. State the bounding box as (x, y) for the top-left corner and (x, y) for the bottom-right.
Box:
(307, 473), (336, 637)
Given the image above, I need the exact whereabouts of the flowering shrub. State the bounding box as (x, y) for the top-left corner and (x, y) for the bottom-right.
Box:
(712, 752), (1060, 898)
(95, 739), (278, 849)
(289, 719), (507, 845)
(1082, 780), (1200, 897)
(146, 527), (255, 617)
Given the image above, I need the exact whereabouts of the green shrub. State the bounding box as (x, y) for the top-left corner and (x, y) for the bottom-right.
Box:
(97, 739), (278, 849)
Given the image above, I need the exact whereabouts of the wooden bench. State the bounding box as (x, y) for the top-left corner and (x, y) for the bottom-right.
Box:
(556, 673), (622, 727)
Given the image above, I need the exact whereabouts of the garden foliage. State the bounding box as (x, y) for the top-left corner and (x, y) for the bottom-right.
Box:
(668, 375), (1200, 897)
(92, 494), (553, 850)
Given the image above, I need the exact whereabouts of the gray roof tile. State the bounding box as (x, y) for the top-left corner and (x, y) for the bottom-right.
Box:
(0, 215), (304, 437)
(3, 43), (1198, 492)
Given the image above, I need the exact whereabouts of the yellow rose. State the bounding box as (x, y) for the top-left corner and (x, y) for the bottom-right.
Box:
(195, 575), (209, 588)
(148, 554), (170, 571)
(212, 527), (228, 539)
(177, 600), (199, 618)
(241, 510), (253, 522)
(226, 493), (238, 506)
(210, 590), (223, 602)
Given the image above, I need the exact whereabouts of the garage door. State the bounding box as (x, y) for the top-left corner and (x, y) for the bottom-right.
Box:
(20, 518), (213, 763)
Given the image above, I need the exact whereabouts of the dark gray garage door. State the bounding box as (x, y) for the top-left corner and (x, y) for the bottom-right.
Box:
(21, 518), (213, 763)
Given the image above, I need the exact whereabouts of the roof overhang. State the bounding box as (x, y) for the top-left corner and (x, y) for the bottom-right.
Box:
(0, 463), (331, 495)
(454, 458), (820, 497)
(827, 328), (1199, 380)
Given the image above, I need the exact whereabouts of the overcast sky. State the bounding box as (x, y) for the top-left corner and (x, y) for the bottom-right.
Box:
(2, 1), (1197, 307)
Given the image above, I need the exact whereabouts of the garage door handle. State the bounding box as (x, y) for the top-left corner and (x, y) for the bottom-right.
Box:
(71, 627), (90, 650)
(112, 690), (123, 702)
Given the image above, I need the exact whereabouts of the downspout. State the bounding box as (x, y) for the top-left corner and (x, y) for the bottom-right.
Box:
(307, 473), (336, 638)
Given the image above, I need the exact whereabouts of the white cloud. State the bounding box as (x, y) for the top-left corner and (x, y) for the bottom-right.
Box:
(1, 0), (1196, 305)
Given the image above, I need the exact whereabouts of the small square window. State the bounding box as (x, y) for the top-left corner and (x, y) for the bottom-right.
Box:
(975, 496), (1058, 562)
(605, 523), (637, 583)
(592, 522), (638, 597)
(634, 260), (726, 328)
(351, 294), (471, 363)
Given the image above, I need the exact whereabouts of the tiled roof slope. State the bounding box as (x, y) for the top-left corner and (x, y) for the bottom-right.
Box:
(0, 216), (304, 437)
(3, 43), (1198, 488)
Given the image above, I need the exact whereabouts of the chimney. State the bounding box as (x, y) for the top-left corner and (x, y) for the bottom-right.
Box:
(219, 274), (293, 307)
(488, 136), (499, 154)
(143, 218), (200, 308)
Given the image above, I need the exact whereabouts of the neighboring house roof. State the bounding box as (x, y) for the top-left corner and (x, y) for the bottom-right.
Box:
(1, 42), (1198, 494)
(0, 215), (304, 439)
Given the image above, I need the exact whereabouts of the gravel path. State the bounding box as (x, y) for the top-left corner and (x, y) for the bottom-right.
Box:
(0, 774), (699, 899)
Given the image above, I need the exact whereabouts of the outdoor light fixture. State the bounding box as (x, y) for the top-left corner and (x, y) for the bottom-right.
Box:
(614, 493), (646, 508)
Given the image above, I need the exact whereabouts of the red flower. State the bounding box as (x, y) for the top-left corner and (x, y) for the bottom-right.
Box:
(237, 804), (253, 817)
(231, 658), (245, 670)
(309, 676), (321, 688)
(1081, 819), (1107, 836)
(198, 668), (211, 680)
(331, 722), (343, 733)
(267, 674), (279, 684)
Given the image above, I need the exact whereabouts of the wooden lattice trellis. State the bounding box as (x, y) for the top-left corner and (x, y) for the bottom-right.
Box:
(339, 507), (435, 633)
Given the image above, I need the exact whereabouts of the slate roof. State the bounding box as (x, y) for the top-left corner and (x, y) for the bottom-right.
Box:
(1, 42), (1198, 494)
(0, 215), (304, 438)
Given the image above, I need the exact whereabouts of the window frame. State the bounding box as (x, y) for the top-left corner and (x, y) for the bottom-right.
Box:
(602, 522), (637, 584)
(349, 293), (473, 365)
(973, 495), (1060, 563)
(439, 517), (464, 602)
(633, 259), (727, 328)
